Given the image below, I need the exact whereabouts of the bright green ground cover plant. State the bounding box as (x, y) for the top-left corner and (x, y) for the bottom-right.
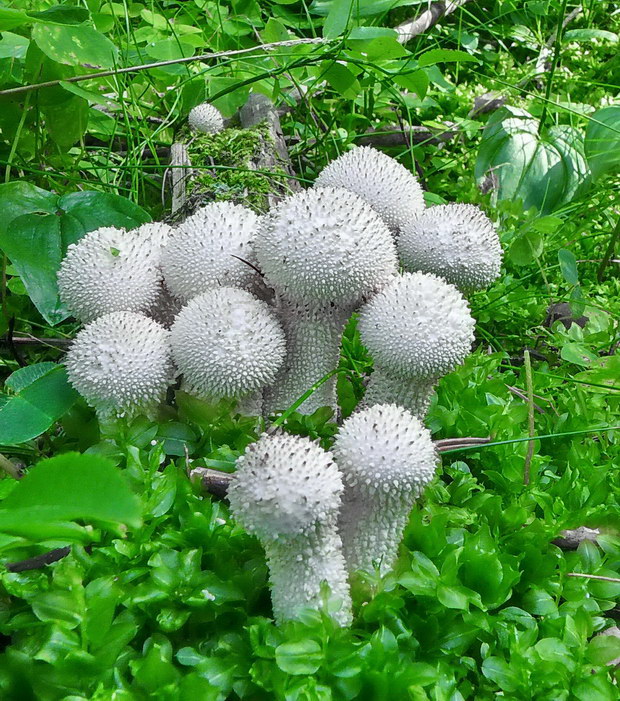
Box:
(0, 0), (619, 699)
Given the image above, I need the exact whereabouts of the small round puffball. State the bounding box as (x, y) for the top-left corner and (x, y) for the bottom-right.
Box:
(398, 204), (502, 292)
(358, 272), (475, 379)
(58, 226), (161, 323)
(170, 287), (286, 399)
(228, 433), (344, 540)
(188, 102), (224, 134)
(315, 145), (424, 231)
(65, 311), (173, 418)
(162, 202), (260, 303)
(255, 187), (397, 307)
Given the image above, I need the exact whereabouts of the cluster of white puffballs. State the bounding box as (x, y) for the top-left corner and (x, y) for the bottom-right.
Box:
(58, 141), (503, 625)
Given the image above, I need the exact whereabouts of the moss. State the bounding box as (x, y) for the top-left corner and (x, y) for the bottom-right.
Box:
(183, 123), (290, 213)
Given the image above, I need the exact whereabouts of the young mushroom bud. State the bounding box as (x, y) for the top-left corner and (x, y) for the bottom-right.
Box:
(228, 433), (352, 625)
(315, 145), (425, 233)
(170, 287), (286, 412)
(398, 204), (502, 292)
(358, 272), (475, 417)
(333, 404), (437, 576)
(58, 226), (161, 323)
(188, 102), (224, 134)
(162, 202), (260, 304)
(255, 187), (397, 415)
(65, 311), (174, 420)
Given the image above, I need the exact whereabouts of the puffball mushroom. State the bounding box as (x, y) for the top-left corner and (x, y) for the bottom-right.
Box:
(228, 433), (352, 625)
(358, 272), (475, 417)
(255, 187), (397, 414)
(162, 202), (260, 303)
(398, 204), (502, 292)
(332, 404), (437, 576)
(58, 226), (161, 323)
(170, 287), (286, 409)
(65, 311), (174, 419)
(188, 102), (224, 134)
(315, 145), (425, 233)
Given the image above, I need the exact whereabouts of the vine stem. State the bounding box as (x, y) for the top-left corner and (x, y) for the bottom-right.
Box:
(597, 216), (620, 283)
(523, 350), (535, 485)
(538, 0), (570, 132)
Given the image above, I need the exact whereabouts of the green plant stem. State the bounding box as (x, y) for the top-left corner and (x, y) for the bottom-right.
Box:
(538, 0), (570, 133)
(597, 216), (620, 283)
(523, 351), (535, 485)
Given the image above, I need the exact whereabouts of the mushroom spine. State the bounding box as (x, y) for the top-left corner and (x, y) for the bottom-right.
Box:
(188, 102), (224, 134)
(227, 433), (352, 625)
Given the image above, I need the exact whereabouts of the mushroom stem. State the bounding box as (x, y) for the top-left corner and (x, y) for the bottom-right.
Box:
(264, 302), (351, 416)
(264, 521), (352, 626)
(361, 367), (436, 419)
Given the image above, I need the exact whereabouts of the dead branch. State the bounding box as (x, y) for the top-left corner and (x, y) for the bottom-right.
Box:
(552, 527), (600, 550)
(396, 0), (475, 44)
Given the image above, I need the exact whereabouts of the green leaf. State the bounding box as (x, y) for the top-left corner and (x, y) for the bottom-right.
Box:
(31, 23), (119, 69)
(560, 342), (598, 367)
(558, 249), (579, 285)
(475, 107), (591, 214)
(508, 230), (543, 266)
(585, 106), (620, 182)
(0, 364), (78, 444)
(418, 49), (479, 67)
(0, 8), (30, 31)
(321, 62), (360, 99)
(0, 188), (149, 324)
(27, 6), (90, 25)
(323, 0), (354, 39)
(564, 29), (618, 43)
(481, 657), (520, 692)
(2, 452), (142, 529)
(275, 640), (323, 674)
(586, 634), (620, 665)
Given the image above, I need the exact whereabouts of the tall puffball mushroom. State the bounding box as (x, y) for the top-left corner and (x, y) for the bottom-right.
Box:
(58, 226), (161, 323)
(162, 202), (260, 304)
(315, 145), (425, 233)
(398, 204), (502, 292)
(228, 433), (352, 625)
(65, 311), (174, 419)
(255, 187), (397, 415)
(332, 404), (437, 576)
(170, 287), (286, 414)
(188, 102), (224, 134)
(358, 272), (475, 417)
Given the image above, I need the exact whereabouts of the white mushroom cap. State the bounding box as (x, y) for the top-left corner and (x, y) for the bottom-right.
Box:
(170, 287), (286, 399)
(65, 311), (173, 418)
(333, 404), (437, 497)
(398, 204), (502, 292)
(58, 226), (161, 323)
(134, 221), (174, 253)
(358, 272), (475, 379)
(188, 102), (224, 134)
(254, 187), (397, 307)
(228, 433), (344, 540)
(162, 202), (260, 303)
(315, 145), (424, 231)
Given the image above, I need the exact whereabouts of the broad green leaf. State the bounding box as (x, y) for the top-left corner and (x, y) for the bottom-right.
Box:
(0, 189), (149, 324)
(564, 29), (618, 43)
(558, 249), (578, 285)
(586, 634), (620, 665)
(508, 229), (543, 266)
(27, 6), (90, 25)
(311, 0), (424, 17)
(0, 364), (79, 444)
(323, 0), (354, 39)
(275, 640), (323, 674)
(481, 657), (520, 692)
(0, 32), (29, 59)
(321, 62), (360, 99)
(0, 8), (30, 31)
(2, 452), (142, 528)
(585, 106), (620, 182)
(32, 22), (119, 69)
(418, 49), (479, 67)
(475, 107), (591, 214)
(560, 342), (598, 367)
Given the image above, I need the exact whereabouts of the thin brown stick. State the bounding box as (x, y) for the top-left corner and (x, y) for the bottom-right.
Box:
(6, 547), (70, 573)
(1, 335), (71, 349)
(0, 454), (22, 480)
(567, 572), (620, 584)
(396, 0), (474, 44)
(0, 38), (330, 97)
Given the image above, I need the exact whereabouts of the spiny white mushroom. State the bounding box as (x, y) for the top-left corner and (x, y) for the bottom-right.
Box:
(188, 102), (224, 134)
(65, 311), (174, 419)
(358, 272), (475, 417)
(398, 204), (502, 292)
(315, 145), (425, 232)
(162, 202), (260, 303)
(58, 226), (161, 323)
(228, 433), (352, 625)
(332, 404), (437, 575)
(170, 287), (286, 411)
(255, 187), (397, 414)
